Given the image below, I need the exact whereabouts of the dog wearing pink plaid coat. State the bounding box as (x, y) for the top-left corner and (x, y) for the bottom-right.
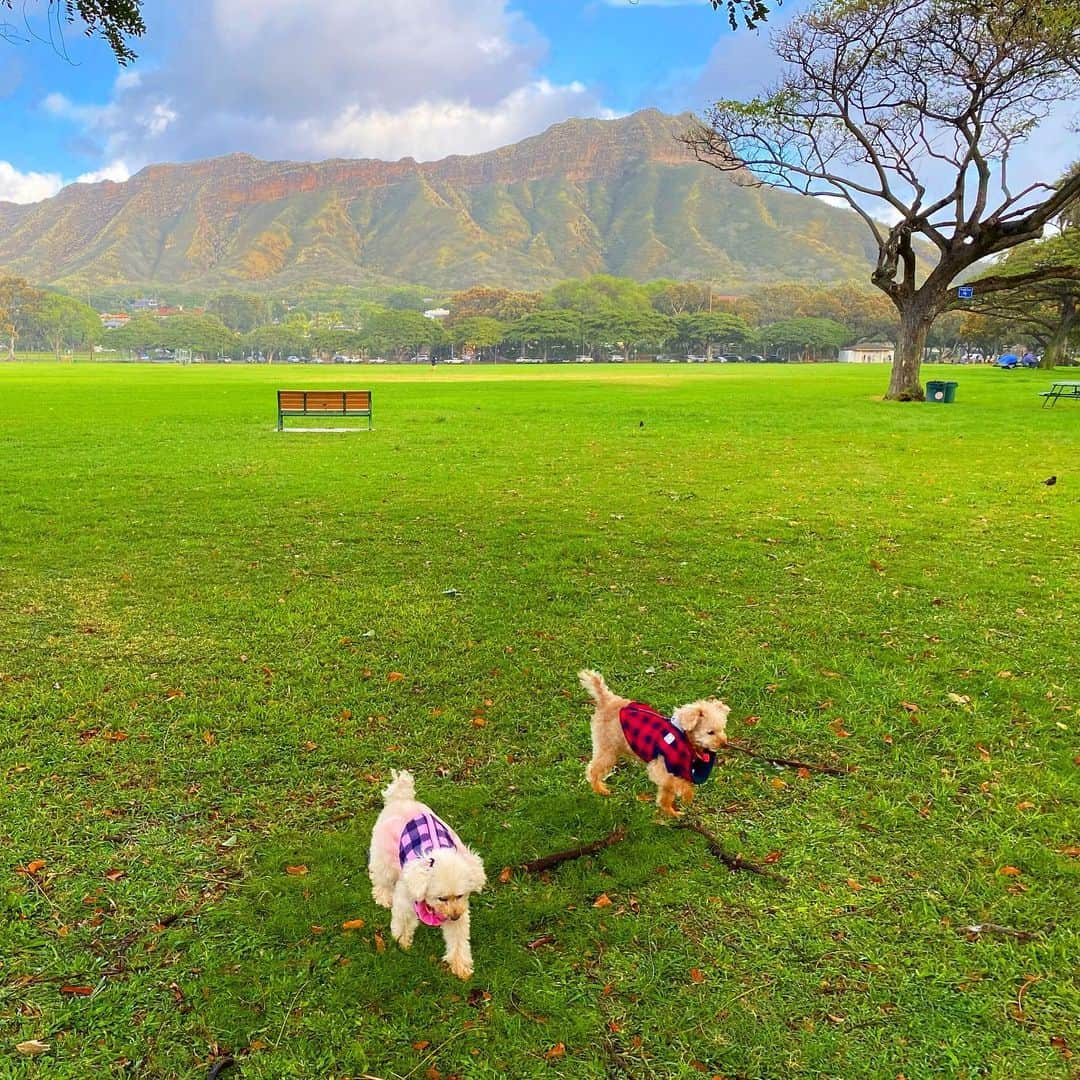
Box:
(580, 669), (730, 816)
(368, 770), (486, 979)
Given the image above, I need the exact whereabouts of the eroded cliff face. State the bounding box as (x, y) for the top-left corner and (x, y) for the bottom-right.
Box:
(0, 109), (878, 290)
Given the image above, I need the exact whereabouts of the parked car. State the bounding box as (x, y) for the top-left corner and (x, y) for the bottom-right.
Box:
(685, 354), (707, 363)
(515, 356), (544, 364)
(575, 355), (595, 363)
(719, 353), (742, 363)
(763, 354), (787, 363)
(608, 354), (625, 363)
(745, 354), (765, 363)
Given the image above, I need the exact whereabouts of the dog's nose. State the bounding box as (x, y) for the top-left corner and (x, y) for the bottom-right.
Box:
(449, 914), (461, 921)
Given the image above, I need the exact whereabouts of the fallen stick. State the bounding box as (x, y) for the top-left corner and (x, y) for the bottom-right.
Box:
(725, 741), (853, 777)
(679, 820), (790, 883)
(520, 827), (628, 873)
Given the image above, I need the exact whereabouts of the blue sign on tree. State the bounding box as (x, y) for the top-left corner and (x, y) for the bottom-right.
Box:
(958, 285), (974, 299)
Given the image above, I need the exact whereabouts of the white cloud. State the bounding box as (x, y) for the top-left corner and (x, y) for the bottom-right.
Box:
(0, 159), (131, 204)
(47, 0), (610, 170)
(74, 161), (131, 185)
(0, 161), (63, 203)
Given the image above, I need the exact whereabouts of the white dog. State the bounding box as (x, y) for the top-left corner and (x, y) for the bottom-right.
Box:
(367, 770), (486, 979)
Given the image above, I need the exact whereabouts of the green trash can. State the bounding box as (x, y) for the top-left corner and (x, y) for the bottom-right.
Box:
(942, 380), (958, 403)
(926, 380), (946, 402)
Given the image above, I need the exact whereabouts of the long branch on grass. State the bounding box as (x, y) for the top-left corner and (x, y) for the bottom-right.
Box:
(520, 827), (627, 873)
(725, 740), (853, 777)
(679, 819), (790, 883)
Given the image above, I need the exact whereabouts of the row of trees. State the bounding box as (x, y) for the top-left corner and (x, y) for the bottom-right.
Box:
(96, 277), (901, 362)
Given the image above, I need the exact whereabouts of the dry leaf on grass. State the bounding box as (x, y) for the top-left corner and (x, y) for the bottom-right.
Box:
(342, 918), (365, 931)
(593, 893), (612, 908)
(15, 1041), (50, 1056)
(285, 865), (309, 876)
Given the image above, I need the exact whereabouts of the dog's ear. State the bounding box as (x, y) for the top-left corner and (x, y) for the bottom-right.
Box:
(461, 848), (487, 894)
(400, 857), (432, 901)
(679, 706), (706, 733)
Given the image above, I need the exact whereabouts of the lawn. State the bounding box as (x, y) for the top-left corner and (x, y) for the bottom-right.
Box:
(1, 361), (1077, 1080)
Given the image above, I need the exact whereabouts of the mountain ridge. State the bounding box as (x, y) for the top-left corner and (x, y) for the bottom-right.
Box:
(0, 110), (880, 292)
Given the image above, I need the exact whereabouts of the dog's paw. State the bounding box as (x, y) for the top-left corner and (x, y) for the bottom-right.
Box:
(447, 955), (473, 980)
(590, 780), (612, 796)
(372, 887), (393, 908)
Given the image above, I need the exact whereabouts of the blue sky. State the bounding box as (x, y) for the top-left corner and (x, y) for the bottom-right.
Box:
(0, 0), (789, 201)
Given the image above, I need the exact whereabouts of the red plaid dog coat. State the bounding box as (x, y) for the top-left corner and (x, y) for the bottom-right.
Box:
(618, 701), (716, 784)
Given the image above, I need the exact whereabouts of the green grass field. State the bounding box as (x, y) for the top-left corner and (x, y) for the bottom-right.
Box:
(2, 362), (1077, 1079)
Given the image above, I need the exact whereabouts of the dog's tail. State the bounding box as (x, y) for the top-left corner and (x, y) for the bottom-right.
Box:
(578, 669), (615, 707)
(381, 769), (416, 805)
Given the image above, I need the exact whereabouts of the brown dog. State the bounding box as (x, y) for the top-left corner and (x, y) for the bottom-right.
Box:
(580, 669), (730, 816)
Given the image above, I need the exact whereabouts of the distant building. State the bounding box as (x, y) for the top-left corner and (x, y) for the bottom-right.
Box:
(99, 312), (130, 329)
(129, 298), (159, 310)
(839, 341), (895, 363)
(423, 307), (450, 321)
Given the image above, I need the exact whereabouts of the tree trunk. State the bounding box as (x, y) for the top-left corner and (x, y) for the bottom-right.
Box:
(886, 305), (933, 401)
(1041, 297), (1075, 369)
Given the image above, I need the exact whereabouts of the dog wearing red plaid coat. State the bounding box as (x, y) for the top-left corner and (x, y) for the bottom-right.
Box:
(579, 670), (730, 816)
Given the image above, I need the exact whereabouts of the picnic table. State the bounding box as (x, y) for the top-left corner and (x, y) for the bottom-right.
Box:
(1040, 380), (1080, 408)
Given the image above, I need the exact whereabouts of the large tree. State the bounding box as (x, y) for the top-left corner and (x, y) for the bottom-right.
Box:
(0, 277), (41, 360)
(29, 292), (99, 360)
(1, 0), (143, 63)
(684, 0), (1080, 400)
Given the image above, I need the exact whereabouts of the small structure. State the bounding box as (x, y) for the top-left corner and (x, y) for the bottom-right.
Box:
(423, 307), (450, 321)
(839, 341), (895, 363)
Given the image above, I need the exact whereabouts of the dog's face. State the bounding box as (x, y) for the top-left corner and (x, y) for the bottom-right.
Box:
(674, 698), (730, 752)
(401, 848), (486, 922)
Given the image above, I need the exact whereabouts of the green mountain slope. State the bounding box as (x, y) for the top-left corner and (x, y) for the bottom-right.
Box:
(0, 110), (881, 291)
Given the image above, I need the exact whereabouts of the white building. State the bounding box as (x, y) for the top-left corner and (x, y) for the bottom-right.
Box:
(839, 341), (895, 363)
(423, 307), (450, 321)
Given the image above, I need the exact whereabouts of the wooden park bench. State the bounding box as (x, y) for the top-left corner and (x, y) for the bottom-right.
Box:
(277, 389), (373, 431)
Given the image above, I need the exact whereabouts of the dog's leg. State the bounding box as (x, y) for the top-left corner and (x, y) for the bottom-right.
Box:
(647, 760), (682, 817)
(441, 910), (473, 980)
(367, 848), (396, 909)
(587, 718), (618, 795)
(390, 885), (418, 950)
(656, 783), (682, 817)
